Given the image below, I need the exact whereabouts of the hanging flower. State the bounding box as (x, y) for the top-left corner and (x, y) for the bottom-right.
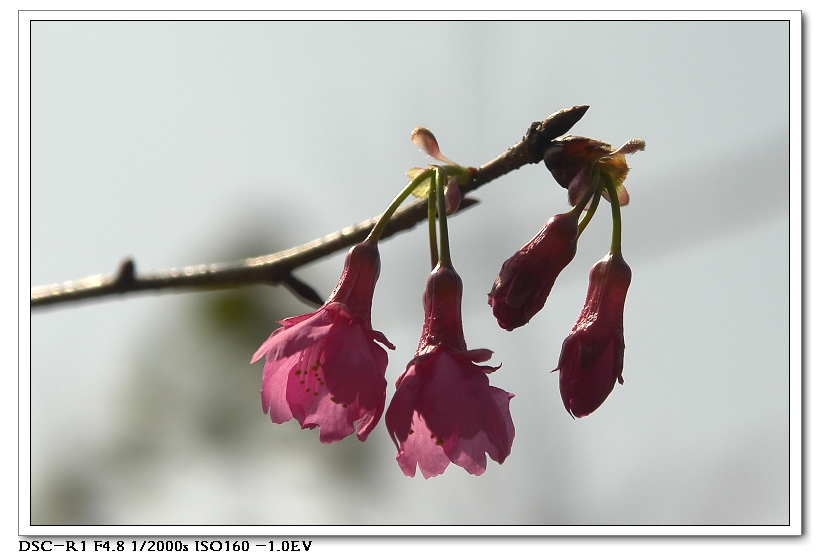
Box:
(386, 264), (514, 478)
(544, 136), (645, 207)
(251, 242), (394, 443)
(488, 212), (579, 331)
(555, 252), (631, 418)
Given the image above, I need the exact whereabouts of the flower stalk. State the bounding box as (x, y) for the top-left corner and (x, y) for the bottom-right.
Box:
(427, 179), (438, 269)
(575, 166), (602, 236)
(603, 172), (623, 256)
(434, 166), (452, 268)
(366, 168), (436, 245)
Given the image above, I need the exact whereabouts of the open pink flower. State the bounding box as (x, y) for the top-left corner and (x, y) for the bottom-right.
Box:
(555, 252), (631, 418)
(488, 212), (578, 331)
(386, 264), (514, 478)
(251, 242), (395, 443)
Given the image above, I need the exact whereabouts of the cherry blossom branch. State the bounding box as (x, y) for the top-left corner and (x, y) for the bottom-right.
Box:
(31, 105), (589, 310)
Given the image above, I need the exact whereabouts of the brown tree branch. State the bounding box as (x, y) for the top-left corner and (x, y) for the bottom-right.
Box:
(31, 105), (589, 309)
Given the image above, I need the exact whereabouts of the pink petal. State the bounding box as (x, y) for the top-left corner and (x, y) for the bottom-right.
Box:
(252, 309), (335, 363)
(321, 320), (388, 441)
(322, 321), (386, 401)
(282, 341), (357, 442)
(396, 413), (452, 479)
(601, 184), (630, 207)
(443, 387), (514, 472)
(488, 388), (515, 463)
(464, 348), (494, 364)
(368, 328), (396, 351)
(415, 351), (494, 442)
(385, 365), (420, 448)
(445, 432), (489, 476)
(261, 350), (299, 423)
(310, 397), (358, 444)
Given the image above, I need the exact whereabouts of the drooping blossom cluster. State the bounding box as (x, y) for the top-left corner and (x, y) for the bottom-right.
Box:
(251, 107), (644, 477)
(490, 134), (644, 418)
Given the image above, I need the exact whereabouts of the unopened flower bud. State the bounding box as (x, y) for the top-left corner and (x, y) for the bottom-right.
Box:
(555, 252), (631, 418)
(488, 213), (579, 331)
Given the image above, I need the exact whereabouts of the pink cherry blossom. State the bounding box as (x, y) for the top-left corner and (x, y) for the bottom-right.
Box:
(488, 212), (579, 331)
(555, 252), (631, 418)
(386, 264), (514, 478)
(251, 242), (394, 443)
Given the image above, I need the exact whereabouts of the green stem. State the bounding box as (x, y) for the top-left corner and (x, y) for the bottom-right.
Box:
(602, 173), (623, 255)
(576, 166), (603, 236)
(435, 167), (453, 268)
(365, 168), (435, 245)
(427, 181), (438, 269)
(577, 189), (602, 236)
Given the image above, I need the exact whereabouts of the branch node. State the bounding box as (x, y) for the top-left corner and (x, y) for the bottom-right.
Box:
(113, 258), (136, 292)
(280, 273), (324, 307)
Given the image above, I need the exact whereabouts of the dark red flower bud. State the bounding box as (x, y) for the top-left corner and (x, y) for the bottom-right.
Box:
(488, 213), (579, 331)
(555, 252), (631, 418)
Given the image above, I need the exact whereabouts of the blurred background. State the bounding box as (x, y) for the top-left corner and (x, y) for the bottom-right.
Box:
(28, 19), (792, 526)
